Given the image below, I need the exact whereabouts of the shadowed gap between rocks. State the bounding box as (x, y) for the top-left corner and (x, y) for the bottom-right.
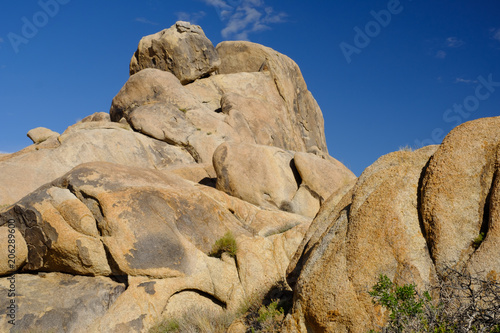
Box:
(417, 157), (434, 265)
(66, 184), (106, 237)
(479, 170), (496, 249)
(169, 289), (228, 310)
(103, 243), (129, 288)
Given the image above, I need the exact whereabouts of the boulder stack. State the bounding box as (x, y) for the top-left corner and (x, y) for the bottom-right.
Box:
(0, 21), (354, 332)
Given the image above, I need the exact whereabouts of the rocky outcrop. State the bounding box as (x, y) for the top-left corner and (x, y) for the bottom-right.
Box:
(0, 121), (194, 206)
(285, 117), (500, 332)
(0, 21), (354, 332)
(129, 21), (220, 84)
(0, 161), (311, 331)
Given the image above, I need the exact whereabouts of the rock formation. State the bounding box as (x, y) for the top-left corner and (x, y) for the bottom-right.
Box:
(0, 21), (354, 332)
(2, 19), (496, 333)
(284, 117), (500, 332)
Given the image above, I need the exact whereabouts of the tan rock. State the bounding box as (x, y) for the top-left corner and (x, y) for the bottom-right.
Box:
(81, 112), (110, 122)
(166, 163), (216, 185)
(287, 178), (356, 289)
(0, 121), (195, 206)
(27, 127), (59, 144)
(110, 68), (202, 122)
(129, 21), (220, 84)
(0, 225), (28, 275)
(128, 103), (195, 146)
(213, 142), (299, 211)
(421, 117), (500, 274)
(6, 193), (112, 276)
(290, 185), (321, 218)
(217, 41), (328, 154)
(466, 145), (500, 278)
(294, 152), (356, 202)
(0, 272), (125, 332)
(0, 159), (312, 331)
(227, 319), (247, 333)
(286, 147), (438, 332)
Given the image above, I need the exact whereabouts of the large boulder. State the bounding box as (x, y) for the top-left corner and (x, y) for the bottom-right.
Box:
(421, 117), (500, 276)
(129, 21), (220, 84)
(213, 142), (299, 211)
(217, 41), (328, 154)
(213, 142), (355, 217)
(284, 146), (438, 332)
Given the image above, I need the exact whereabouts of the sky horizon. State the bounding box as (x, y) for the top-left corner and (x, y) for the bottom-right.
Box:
(1, 0), (499, 176)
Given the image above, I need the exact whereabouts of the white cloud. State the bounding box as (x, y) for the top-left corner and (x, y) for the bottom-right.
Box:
(491, 28), (500, 42)
(0, 151), (11, 155)
(435, 50), (446, 59)
(445, 37), (465, 48)
(134, 17), (159, 26)
(454, 78), (478, 84)
(176, 11), (206, 24)
(203, 0), (232, 9)
(203, 0), (286, 40)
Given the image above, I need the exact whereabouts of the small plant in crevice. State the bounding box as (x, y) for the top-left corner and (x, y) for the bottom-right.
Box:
(472, 232), (485, 249)
(209, 231), (237, 258)
(244, 280), (293, 333)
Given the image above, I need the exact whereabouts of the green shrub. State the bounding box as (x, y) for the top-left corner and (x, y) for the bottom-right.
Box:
(209, 231), (237, 258)
(369, 270), (500, 333)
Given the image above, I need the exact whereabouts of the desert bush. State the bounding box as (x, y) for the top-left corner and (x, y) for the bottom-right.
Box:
(149, 307), (235, 333)
(209, 231), (237, 258)
(369, 268), (500, 332)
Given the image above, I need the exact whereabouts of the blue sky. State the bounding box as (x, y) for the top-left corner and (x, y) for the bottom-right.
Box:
(1, 0), (499, 175)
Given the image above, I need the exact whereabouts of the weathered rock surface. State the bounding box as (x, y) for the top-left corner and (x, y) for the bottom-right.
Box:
(0, 161), (312, 331)
(27, 127), (59, 144)
(111, 66), (328, 163)
(129, 21), (220, 84)
(0, 121), (194, 206)
(0, 225), (28, 275)
(213, 142), (355, 217)
(284, 147), (438, 332)
(285, 117), (500, 332)
(0, 272), (125, 332)
(0, 21), (359, 333)
(421, 117), (500, 275)
(293, 152), (356, 202)
(213, 142), (299, 211)
(217, 41), (328, 154)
